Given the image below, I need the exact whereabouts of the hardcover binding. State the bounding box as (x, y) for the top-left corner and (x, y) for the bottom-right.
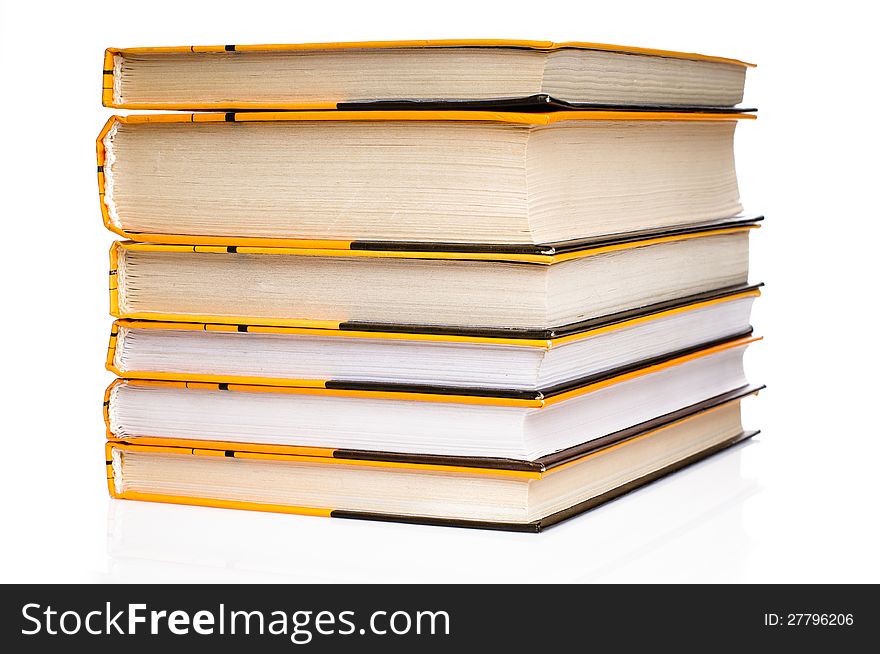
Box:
(108, 225), (762, 331)
(106, 420), (761, 532)
(97, 112), (755, 248)
(104, 40), (755, 109)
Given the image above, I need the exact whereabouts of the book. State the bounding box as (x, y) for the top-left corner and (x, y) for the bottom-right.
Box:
(108, 220), (757, 332)
(106, 444), (758, 579)
(105, 336), (757, 460)
(97, 111), (753, 246)
(102, 40), (753, 111)
(107, 285), (759, 392)
(105, 392), (760, 532)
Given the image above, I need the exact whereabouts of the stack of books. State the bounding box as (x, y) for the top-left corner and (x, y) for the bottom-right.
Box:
(101, 40), (763, 532)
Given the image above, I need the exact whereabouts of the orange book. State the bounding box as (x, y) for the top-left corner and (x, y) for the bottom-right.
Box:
(102, 39), (754, 111)
(107, 219), (759, 334)
(97, 110), (755, 248)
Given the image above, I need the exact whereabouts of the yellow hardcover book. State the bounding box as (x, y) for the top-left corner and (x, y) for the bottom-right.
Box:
(106, 390), (762, 532)
(102, 39), (754, 111)
(107, 220), (759, 333)
(97, 110), (755, 248)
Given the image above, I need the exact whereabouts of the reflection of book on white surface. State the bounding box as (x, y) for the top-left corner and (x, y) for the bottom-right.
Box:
(106, 441), (758, 583)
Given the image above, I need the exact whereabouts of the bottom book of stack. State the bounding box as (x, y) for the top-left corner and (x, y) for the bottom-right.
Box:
(105, 333), (762, 532)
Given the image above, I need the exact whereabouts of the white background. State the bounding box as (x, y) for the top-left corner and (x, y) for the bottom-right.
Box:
(1, 0), (878, 583)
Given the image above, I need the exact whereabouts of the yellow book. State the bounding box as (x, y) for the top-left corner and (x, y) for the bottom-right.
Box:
(107, 220), (759, 333)
(102, 39), (754, 110)
(97, 110), (754, 248)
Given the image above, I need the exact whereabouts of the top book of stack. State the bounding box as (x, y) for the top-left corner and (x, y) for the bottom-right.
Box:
(102, 40), (754, 111)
